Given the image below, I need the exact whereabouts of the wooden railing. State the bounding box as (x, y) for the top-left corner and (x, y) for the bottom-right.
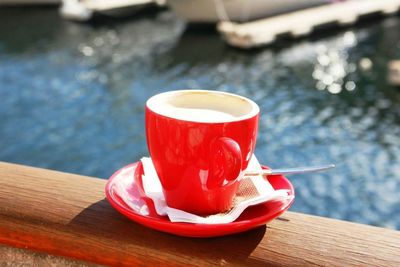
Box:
(0, 161), (399, 266)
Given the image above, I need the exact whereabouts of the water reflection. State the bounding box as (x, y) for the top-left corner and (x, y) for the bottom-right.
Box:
(312, 31), (359, 94)
(0, 8), (399, 229)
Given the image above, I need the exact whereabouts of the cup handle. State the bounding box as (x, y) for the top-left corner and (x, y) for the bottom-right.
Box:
(207, 137), (242, 189)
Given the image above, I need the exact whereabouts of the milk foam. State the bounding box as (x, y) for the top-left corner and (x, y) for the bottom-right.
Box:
(160, 106), (236, 122)
(147, 90), (259, 123)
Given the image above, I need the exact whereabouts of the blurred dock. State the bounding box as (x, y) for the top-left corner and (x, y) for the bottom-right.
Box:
(218, 0), (400, 49)
(0, 0), (59, 4)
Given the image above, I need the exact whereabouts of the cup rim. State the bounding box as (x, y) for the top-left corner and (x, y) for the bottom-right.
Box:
(146, 90), (260, 123)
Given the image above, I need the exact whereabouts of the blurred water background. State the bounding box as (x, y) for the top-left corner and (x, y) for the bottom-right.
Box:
(0, 7), (399, 229)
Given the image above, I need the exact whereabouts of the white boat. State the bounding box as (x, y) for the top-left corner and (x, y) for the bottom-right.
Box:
(166, 0), (333, 23)
(60, 0), (165, 21)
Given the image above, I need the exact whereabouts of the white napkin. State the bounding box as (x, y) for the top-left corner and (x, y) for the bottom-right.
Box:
(137, 155), (292, 224)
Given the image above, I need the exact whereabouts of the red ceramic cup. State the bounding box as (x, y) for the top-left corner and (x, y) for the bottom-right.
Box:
(145, 90), (259, 215)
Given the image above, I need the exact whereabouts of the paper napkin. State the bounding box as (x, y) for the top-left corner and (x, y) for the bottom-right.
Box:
(136, 155), (292, 224)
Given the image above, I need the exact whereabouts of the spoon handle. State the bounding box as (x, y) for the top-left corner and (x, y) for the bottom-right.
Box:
(245, 164), (335, 176)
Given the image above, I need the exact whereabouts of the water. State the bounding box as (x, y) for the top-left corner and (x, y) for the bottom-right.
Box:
(1, 8), (400, 230)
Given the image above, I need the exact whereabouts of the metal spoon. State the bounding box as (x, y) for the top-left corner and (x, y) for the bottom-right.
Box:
(244, 164), (335, 177)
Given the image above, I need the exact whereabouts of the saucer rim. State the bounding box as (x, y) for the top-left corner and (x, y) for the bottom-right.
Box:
(105, 161), (295, 238)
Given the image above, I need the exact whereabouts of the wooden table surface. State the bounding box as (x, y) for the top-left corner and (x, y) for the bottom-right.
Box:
(0, 162), (399, 266)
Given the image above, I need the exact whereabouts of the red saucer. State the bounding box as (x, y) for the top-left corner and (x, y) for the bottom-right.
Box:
(105, 161), (295, 238)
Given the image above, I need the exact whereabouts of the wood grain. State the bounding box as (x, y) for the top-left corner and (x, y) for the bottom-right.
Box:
(0, 161), (399, 266)
(0, 244), (99, 267)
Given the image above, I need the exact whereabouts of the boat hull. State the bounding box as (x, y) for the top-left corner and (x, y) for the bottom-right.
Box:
(167, 0), (331, 23)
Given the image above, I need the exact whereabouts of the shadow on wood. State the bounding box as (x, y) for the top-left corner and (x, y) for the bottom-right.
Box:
(68, 198), (267, 265)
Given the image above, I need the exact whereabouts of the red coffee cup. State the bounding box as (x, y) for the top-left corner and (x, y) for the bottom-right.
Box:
(145, 90), (259, 215)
